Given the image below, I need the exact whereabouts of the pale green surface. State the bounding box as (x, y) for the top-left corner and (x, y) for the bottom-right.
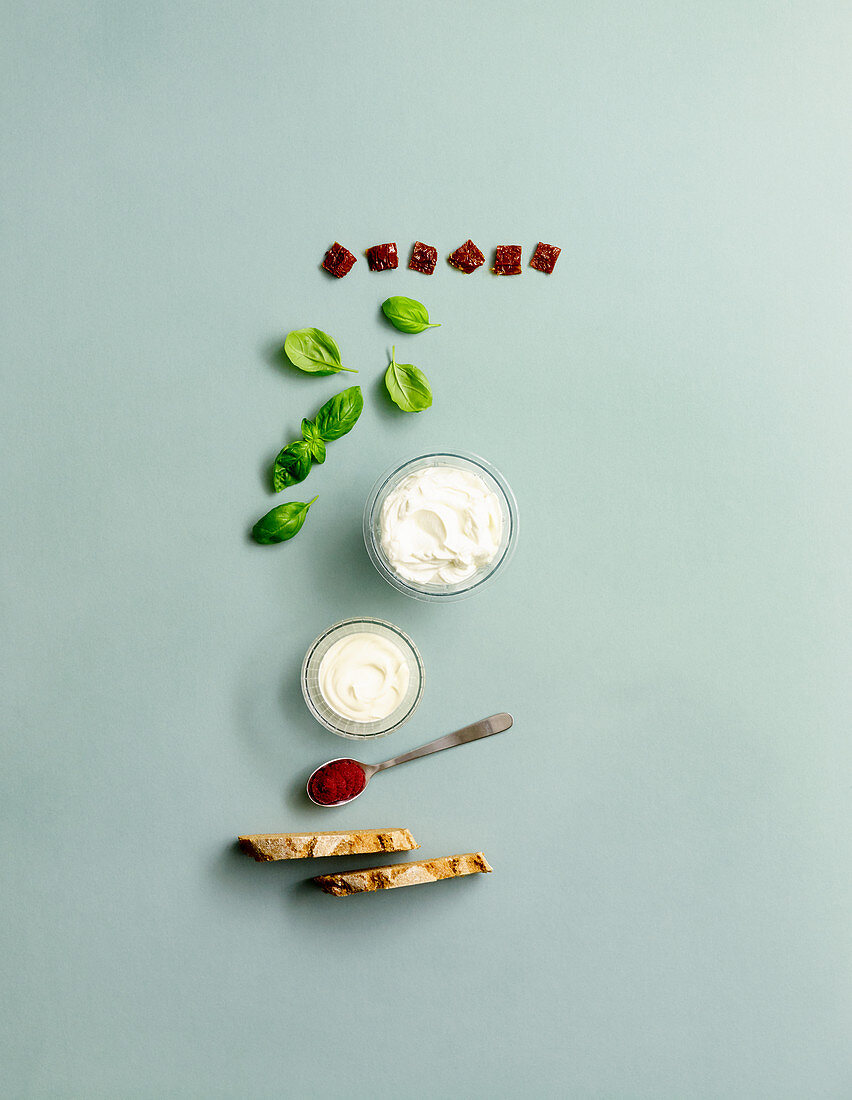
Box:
(1, 2), (851, 1097)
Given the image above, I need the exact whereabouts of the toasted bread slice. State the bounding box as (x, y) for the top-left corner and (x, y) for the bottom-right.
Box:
(315, 852), (492, 896)
(238, 828), (418, 862)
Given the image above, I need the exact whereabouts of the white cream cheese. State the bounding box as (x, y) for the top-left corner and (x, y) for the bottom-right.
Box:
(379, 465), (502, 586)
(318, 632), (410, 723)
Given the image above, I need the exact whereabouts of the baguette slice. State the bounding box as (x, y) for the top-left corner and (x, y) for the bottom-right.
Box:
(238, 828), (419, 862)
(315, 852), (492, 896)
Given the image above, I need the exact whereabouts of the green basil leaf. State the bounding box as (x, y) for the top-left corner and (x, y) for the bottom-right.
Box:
(385, 347), (433, 412)
(283, 328), (357, 375)
(314, 385), (364, 441)
(252, 497), (317, 544)
(301, 418), (326, 464)
(272, 440), (312, 491)
(381, 296), (441, 334)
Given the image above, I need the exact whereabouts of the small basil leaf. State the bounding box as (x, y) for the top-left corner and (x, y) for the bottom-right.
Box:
(308, 437), (326, 463)
(252, 497), (317, 544)
(385, 347), (433, 412)
(314, 385), (364, 441)
(272, 440), (312, 491)
(283, 328), (357, 375)
(381, 296), (441, 334)
(301, 419), (326, 464)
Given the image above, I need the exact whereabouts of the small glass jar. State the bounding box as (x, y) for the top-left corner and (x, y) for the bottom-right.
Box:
(363, 451), (519, 602)
(301, 617), (425, 739)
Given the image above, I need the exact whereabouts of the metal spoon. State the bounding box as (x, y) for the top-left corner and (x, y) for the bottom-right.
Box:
(306, 712), (513, 807)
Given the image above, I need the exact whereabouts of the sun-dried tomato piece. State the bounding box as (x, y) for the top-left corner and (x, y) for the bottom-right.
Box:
(529, 242), (561, 274)
(365, 243), (398, 271)
(448, 239), (485, 273)
(493, 245), (522, 276)
(409, 241), (437, 275)
(321, 241), (357, 278)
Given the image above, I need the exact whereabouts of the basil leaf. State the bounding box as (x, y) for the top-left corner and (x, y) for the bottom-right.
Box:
(381, 296), (441, 334)
(385, 347), (433, 412)
(314, 385), (364, 441)
(272, 440), (312, 491)
(252, 497), (317, 544)
(283, 328), (357, 375)
(270, 388), (361, 492)
(301, 418), (326, 464)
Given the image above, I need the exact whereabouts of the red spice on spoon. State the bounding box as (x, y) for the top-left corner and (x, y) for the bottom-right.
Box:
(308, 759), (367, 806)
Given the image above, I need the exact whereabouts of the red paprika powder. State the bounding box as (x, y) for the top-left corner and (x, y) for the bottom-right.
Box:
(308, 759), (366, 805)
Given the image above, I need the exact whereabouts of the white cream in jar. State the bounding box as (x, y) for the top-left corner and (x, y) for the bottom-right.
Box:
(379, 465), (503, 586)
(318, 632), (410, 723)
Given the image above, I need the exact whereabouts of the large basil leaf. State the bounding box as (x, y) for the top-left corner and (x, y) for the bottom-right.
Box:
(314, 385), (364, 441)
(252, 497), (317, 544)
(381, 296), (441, 334)
(385, 348), (433, 412)
(301, 418), (326, 464)
(283, 328), (356, 375)
(272, 440), (312, 491)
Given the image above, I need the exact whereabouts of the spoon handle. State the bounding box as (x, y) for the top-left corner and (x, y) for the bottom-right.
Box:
(372, 713), (513, 773)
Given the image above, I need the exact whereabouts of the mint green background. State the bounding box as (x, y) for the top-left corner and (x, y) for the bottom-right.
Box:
(2, 3), (850, 1097)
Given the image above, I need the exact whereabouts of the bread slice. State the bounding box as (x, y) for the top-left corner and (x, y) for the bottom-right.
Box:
(238, 828), (418, 862)
(315, 852), (492, 896)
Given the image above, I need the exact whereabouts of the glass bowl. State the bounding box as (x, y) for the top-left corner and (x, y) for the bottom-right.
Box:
(301, 617), (425, 739)
(363, 451), (519, 602)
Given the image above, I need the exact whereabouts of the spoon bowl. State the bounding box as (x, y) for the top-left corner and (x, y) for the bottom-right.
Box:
(305, 712), (513, 807)
(306, 757), (378, 808)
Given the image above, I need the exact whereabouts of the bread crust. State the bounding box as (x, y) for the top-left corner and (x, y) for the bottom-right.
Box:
(315, 852), (492, 896)
(238, 828), (419, 862)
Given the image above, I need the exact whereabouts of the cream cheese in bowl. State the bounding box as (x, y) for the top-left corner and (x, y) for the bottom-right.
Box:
(364, 452), (519, 601)
(302, 618), (424, 739)
(318, 632), (410, 723)
(379, 465), (502, 585)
